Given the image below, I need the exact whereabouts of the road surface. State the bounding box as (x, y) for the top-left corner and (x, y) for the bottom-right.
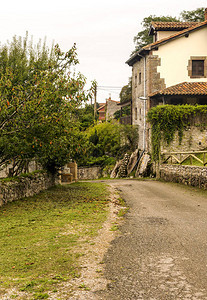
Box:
(97, 179), (207, 300)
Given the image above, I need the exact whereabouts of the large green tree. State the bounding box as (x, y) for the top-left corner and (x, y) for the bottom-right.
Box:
(0, 34), (93, 175)
(180, 7), (205, 22)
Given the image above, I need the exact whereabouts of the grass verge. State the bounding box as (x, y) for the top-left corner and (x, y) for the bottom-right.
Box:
(0, 182), (109, 299)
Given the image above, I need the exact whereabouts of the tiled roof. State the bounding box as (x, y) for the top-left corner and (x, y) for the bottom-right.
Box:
(97, 104), (105, 111)
(144, 20), (207, 51)
(150, 21), (199, 31)
(149, 82), (207, 97)
(107, 99), (120, 103)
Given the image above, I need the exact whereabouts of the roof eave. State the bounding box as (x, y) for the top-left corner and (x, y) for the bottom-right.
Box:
(150, 93), (206, 98)
(117, 100), (132, 106)
(126, 49), (149, 66)
(149, 25), (155, 36)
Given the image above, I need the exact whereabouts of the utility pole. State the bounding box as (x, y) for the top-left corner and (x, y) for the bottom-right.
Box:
(94, 83), (97, 119)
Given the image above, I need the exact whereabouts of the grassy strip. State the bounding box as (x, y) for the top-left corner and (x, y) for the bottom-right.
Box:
(0, 182), (109, 299)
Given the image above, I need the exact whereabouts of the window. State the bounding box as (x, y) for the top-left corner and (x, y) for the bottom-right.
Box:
(188, 56), (207, 78)
(135, 75), (137, 88)
(139, 72), (141, 84)
(139, 108), (142, 120)
(192, 60), (204, 76)
(135, 107), (137, 120)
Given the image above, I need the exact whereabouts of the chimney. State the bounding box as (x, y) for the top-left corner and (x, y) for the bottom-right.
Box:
(205, 8), (207, 21)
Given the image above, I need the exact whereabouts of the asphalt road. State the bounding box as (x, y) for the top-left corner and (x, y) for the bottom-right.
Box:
(97, 180), (207, 300)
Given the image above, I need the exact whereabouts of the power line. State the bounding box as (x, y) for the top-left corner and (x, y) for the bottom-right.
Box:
(98, 87), (120, 91)
(97, 86), (122, 95)
(97, 86), (122, 89)
(97, 90), (120, 95)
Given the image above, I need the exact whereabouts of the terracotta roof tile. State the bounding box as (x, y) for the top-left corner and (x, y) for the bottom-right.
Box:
(149, 82), (207, 97)
(151, 21), (199, 31)
(97, 104), (105, 111)
(144, 20), (207, 50)
(107, 99), (120, 103)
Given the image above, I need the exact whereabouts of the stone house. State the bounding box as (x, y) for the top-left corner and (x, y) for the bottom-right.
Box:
(97, 103), (106, 121)
(97, 97), (120, 121)
(126, 9), (207, 152)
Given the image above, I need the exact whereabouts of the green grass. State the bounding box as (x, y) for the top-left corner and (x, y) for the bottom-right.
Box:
(110, 224), (119, 231)
(117, 208), (129, 217)
(181, 153), (206, 166)
(0, 182), (109, 299)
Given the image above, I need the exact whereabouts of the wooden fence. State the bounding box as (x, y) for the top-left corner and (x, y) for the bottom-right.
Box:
(161, 151), (207, 166)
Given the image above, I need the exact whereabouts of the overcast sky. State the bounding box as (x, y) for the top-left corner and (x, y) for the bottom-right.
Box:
(0, 0), (206, 102)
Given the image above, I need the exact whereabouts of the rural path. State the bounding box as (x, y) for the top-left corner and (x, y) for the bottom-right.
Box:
(96, 179), (207, 300)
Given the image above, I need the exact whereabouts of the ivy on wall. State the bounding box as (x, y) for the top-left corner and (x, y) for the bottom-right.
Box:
(147, 105), (207, 161)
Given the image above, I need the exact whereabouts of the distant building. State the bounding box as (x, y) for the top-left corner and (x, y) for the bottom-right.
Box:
(97, 97), (120, 121)
(97, 103), (106, 121)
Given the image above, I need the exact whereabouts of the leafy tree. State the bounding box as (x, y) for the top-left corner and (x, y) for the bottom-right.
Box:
(114, 106), (131, 120)
(180, 7), (205, 22)
(114, 77), (132, 120)
(119, 77), (132, 104)
(133, 7), (205, 51)
(77, 103), (98, 131)
(0, 34), (93, 175)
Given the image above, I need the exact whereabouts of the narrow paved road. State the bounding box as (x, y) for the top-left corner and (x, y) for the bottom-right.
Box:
(97, 180), (207, 300)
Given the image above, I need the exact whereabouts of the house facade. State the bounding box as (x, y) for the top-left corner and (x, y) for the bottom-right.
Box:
(97, 97), (120, 121)
(126, 9), (207, 151)
(97, 103), (106, 121)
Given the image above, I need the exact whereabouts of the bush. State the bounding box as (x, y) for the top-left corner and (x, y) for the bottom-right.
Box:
(75, 121), (138, 167)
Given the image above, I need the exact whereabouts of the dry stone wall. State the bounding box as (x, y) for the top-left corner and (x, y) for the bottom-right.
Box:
(77, 166), (102, 180)
(160, 164), (207, 189)
(0, 172), (55, 207)
(0, 160), (42, 178)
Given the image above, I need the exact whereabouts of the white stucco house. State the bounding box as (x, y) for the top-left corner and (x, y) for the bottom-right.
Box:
(126, 9), (207, 151)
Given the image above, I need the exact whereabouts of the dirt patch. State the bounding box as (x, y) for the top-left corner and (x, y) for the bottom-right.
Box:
(48, 186), (125, 299)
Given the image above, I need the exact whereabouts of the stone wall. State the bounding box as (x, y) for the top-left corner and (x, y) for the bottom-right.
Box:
(131, 54), (166, 150)
(105, 99), (119, 121)
(0, 172), (55, 207)
(160, 125), (207, 153)
(77, 166), (102, 180)
(160, 164), (207, 189)
(147, 55), (166, 95)
(0, 160), (42, 178)
(131, 58), (145, 150)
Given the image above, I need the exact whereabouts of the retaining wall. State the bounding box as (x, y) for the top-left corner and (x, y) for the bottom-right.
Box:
(160, 164), (207, 189)
(0, 172), (56, 207)
(77, 166), (102, 180)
